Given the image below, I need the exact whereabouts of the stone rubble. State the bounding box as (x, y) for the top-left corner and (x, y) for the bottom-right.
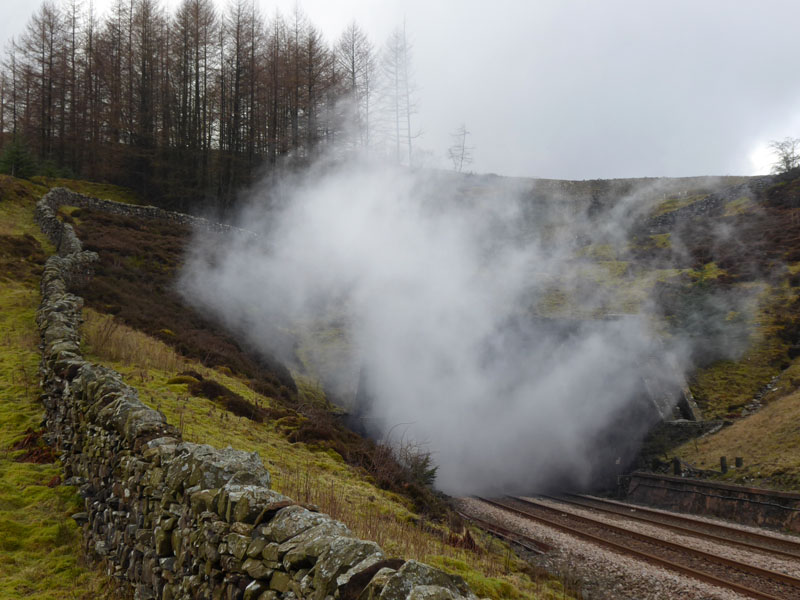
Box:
(35, 189), (477, 600)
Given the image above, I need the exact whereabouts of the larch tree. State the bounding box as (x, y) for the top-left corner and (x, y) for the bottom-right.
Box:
(336, 21), (374, 149)
(378, 22), (417, 165)
(21, 0), (64, 162)
(447, 124), (473, 173)
(0, 0), (401, 209)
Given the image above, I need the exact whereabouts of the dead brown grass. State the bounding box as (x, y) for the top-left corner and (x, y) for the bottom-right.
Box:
(675, 386), (800, 489)
(82, 309), (187, 373)
(71, 207), (296, 403)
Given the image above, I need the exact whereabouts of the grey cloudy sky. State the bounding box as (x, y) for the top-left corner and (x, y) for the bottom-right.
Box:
(3, 0), (800, 178)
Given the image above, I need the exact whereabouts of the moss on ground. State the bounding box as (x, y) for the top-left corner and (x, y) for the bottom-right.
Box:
(650, 233), (672, 249)
(0, 183), (115, 600)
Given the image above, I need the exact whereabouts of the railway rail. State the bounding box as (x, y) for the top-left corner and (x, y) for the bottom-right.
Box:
(473, 496), (800, 600)
(455, 511), (550, 555)
(549, 493), (800, 561)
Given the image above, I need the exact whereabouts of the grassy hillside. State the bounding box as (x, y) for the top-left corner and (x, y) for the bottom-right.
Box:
(79, 309), (570, 599)
(674, 386), (800, 489)
(0, 175), (116, 599)
(5, 167), (800, 597)
(1, 174), (575, 599)
(453, 171), (800, 490)
(570, 172), (800, 489)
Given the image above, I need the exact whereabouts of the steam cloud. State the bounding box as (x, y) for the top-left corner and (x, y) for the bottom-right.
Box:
(180, 157), (698, 495)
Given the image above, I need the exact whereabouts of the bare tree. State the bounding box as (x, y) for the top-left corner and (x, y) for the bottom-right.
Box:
(447, 123), (473, 173)
(21, 0), (64, 161)
(378, 22), (418, 165)
(336, 21), (374, 148)
(770, 137), (800, 174)
(0, 1), (375, 208)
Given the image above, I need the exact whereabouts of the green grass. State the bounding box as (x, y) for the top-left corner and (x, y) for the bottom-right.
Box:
(428, 555), (574, 600)
(574, 243), (617, 261)
(0, 176), (50, 238)
(724, 195), (756, 216)
(689, 284), (793, 419)
(79, 307), (570, 599)
(652, 193), (708, 216)
(689, 262), (726, 282)
(0, 285), (112, 599)
(29, 176), (142, 205)
(649, 233), (672, 249)
(675, 385), (800, 490)
(0, 176), (124, 599)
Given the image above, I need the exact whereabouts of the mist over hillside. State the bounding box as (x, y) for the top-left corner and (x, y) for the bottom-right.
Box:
(178, 156), (779, 494)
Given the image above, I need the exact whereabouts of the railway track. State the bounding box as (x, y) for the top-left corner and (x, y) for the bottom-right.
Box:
(455, 511), (551, 555)
(475, 496), (800, 600)
(549, 493), (800, 561)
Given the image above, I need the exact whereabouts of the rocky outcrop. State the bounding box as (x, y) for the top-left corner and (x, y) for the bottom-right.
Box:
(35, 189), (476, 600)
(642, 176), (774, 234)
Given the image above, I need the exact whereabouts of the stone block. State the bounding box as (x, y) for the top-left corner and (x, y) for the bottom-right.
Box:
(243, 558), (274, 580)
(269, 571), (292, 593)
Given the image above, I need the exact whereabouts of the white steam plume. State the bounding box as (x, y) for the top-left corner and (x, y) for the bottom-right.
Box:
(179, 157), (683, 495)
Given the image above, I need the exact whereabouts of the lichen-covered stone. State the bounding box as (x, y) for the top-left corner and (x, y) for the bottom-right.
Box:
(378, 561), (476, 600)
(243, 580), (267, 600)
(184, 444), (271, 490)
(243, 558), (274, 579)
(269, 571), (292, 593)
(218, 484), (286, 523)
(407, 586), (459, 600)
(336, 555), (397, 595)
(265, 506), (328, 543)
(356, 567), (398, 600)
(262, 543), (280, 562)
(154, 527), (172, 556)
(246, 538), (267, 558)
(312, 538), (384, 599)
(190, 489), (218, 513)
(233, 488), (289, 524)
(226, 533), (251, 560)
(280, 521), (352, 569)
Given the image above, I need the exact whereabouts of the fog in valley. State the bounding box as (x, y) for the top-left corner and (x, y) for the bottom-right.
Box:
(179, 157), (751, 494)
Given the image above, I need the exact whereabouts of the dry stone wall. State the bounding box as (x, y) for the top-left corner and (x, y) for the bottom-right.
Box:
(35, 189), (477, 600)
(39, 187), (256, 236)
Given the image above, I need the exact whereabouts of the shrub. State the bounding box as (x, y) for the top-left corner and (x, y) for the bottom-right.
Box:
(0, 138), (36, 179)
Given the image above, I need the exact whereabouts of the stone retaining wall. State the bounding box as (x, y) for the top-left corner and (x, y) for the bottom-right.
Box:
(624, 472), (800, 533)
(35, 189), (476, 600)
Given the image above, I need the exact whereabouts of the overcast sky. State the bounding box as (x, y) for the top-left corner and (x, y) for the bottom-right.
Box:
(3, 0), (800, 179)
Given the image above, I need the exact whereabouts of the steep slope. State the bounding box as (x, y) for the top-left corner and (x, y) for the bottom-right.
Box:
(508, 169), (800, 489)
(35, 182), (577, 599)
(7, 166), (800, 597)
